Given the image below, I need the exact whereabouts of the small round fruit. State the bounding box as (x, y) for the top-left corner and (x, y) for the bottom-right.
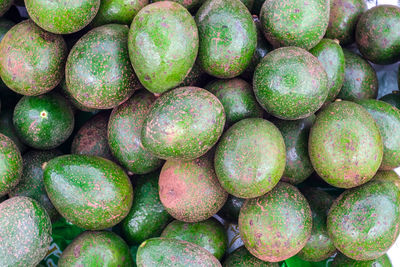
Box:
(223, 246), (279, 267)
(373, 170), (400, 191)
(331, 253), (392, 267)
(0, 134), (22, 197)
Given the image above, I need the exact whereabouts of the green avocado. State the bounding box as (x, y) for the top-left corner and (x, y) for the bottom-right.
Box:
(331, 253), (392, 267)
(274, 115), (315, 185)
(205, 78), (263, 126)
(239, 182), (312, 262)
(0, 110), (27, 153)
(309, 101), (383, 188)
(121, 171), (171, 245)
(297, 187), (336, 262)
(326, 0), (367, 45)
(159, 155), (228, 222)
(152, 0), (204, 11)
(0, 0), (12, 16)
(136, 237), (221, 267)
(260, 0), (329, 49)
(337, 50), (378, 101)
(142, 87), (225, 160)
(218, 194), (245, 223)
(0, 196), (52, 267)
(66, 24), (139, 110)
(214, 118), (286, 198)
(327, 180), (400, 260)
(253, 47), (328, 120)
(223, 246), (279, 267)
(356, 99), (400, 170)
(9, 150), (61, 221)
(161, 218), (228, 260)
(108, 91), (163, 174)
(373, 170), (400, 191)
(25, 0), (100, 34)
(380, 92), (400, 109)
(58, 231), (133, 266)
(43, 154), (133, 230)
(0, 133), (22, 197)
(128, 1), (198, 94)
(356, 5), (400, 65)
(0, 20), (67, 96)
(195, 0), (257, 78)
(310, 39), (345, 103)
(60, 78), (98, 113)
(13, 92), (74, 150)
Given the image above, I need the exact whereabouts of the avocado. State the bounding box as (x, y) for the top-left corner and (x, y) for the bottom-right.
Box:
(159, 155), (228, 222)
(9, 150), (61, 221)
(108, 91), (163, 174)
(274, 115), (315, 185)
(214, 118), (285, 198)
(0, 196), (52, 266)
(327, 180), (400, 260)
(0, 133), (22, 197)
(239, 182), (312, 262)
(310, 39), (345, 104)
(128, 1), (198, 93)
(136, 237), (221, 266)
(0, 0), (12, 16)
(218, 194), (245, 223)
(60, 78), (98, 113)
(142, 87), (225, 160)
(205, 79), (263, 126)
(195, 0), (257, 78)
(260, 0), (329, 49)
(121, 171), (171, 245)
(297, 188), (336, 262)
(13, 92), (75, 149)
(0, 110), (27, 153)
(25, 0), (100, 34)
(66, 24), (139, 110)
(58, 231), (133, 266)
(309, 101), (383, 188)
(356, 5), (400, 65)
(337, 50), (378, 101)
(356, 99), (400, 170)
(380, 92), (400, 109)
(331, 253), (392, 267)
(326, 0), (367, 45)
(253, 47), (328, 120)
(152, 0), (204, 11)
(0, 20), (67, 96)
(373, 170), (400, 191)
(43, 154), (133, 230)
(161, 218), (228, 260)
(223, 246), (279, 267)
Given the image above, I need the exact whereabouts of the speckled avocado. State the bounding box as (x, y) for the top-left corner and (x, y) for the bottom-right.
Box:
(327, 180), (400, 260)
(153, 0), (204, 11)
(380, 92), (400, 109)
(310, 39), (345, 103)
(0, 20), (67, 96)
(0, 110), (27, 153)
(142, 87), (225, 160)
(214, 118), (286, 198)
(223, 246), (279, 267)
(136, 237), (221, 267)
(0, 196), (52, 267)
(331, 253), (392, 267)
(128, 1), (198, 93)
(159, 155), (228, 222)
(121, 171), (171, 245)
(326, 0), (367, 45)
(25, 0), (100, 34)
(356, 5), (400, 65)
(338, 50), (378, 101)
(43, 154), (133, 230)
(309, 101), (383, 188)
(161, 218), (228, 260)
(58, 231), (133, 266)
(218, 194), (245, 222)
(205, 79), (263, 126)
(0, 133), (22, 197)
(356, 99), (400, 170)
(297, 188), (336, 262)
(374, 170), (400, 191)
(13, 92), (74, 150)
(274, 115), (315, 185)
(9, 150), (61, 221)
(260, 0), (329, 49)
(60, 78), (98, 113)
(108, 91), (163, 174)
(0, 0), (12, 16)
(253, 47), (328, 120)
(66, 24), (139, 110)
(195, 0), (257, 78)
(239, 182), (312, 262)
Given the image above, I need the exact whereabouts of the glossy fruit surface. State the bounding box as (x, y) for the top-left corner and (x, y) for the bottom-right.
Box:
(0, 133), (22, 197)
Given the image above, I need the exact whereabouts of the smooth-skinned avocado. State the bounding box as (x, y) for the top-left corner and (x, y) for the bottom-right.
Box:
(43, 154), (133, 230)
(309, 101), (383, 188)
(128, 1), (199, 94)
(253, 47), (328, 120)
(0, 133), (22, 197)
(223, 246), (279, 267)
(331, 253), (392, 267)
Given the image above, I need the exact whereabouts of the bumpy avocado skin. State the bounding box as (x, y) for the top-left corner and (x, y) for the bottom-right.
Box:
(331, 253), (392, 267)
(223, 246), (279, 267)
(0, 133), (22, 197)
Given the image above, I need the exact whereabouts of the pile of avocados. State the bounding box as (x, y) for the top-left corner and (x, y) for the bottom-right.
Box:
(0, 0), (400, 266)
